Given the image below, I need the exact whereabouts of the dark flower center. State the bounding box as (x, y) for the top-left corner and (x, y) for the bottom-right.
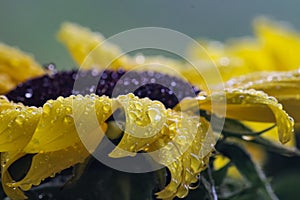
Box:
(6, 69), (200, 108)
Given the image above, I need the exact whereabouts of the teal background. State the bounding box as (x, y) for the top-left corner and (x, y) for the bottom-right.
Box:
(0, 0), (300, 69)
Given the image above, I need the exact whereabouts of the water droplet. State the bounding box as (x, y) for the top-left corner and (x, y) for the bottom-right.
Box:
(15, 114), (25, 125)
(219, 56), (230, 66)
(129, 111), (138, 120)
(64, 115), (73, 124)
(189, 179), (200, 190)
(21, 183), (32, 191)
(267, 96), (278, 102)
(169, 122), (177, 132)
(43, 103), (52, 115)
(135, 54), (145, 64)
(148, 108), (162, 122)
(0, 95), (9, 101)
(25, 92), (32, 98)
(288, 116), (295, 124)
(242, 135), (254, 141)
(176, 135), (187, 145)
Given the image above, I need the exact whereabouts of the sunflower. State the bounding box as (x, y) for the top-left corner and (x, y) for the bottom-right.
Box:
(0, 18), (298, 200)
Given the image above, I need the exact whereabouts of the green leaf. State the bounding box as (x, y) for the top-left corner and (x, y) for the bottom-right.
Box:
(222, 119), (253, 134)
(22, 161), (166, 200)
(272, 170), (300, 199)
(218, 118), (300, 157)
(212, 161), (231, 186)
(250, 136), (300, 156)
(216, 141), (279, 200)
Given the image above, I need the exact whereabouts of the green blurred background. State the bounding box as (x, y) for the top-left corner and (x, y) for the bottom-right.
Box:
(1, 0), (300, 70)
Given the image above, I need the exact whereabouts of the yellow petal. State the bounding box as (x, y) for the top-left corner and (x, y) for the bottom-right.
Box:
(23, 95), (113, 153)
(0, 96), (23, 112)
(0, 106), (42, 152)
(0, 94), (113, 199)
(1, 151), (27, 200)
(95, 94), (215, 199)
(0, 96), (42, 151)
(187, 18), (300, 83)
(0, 43), (45, 94)
(226, 70), (300, 122)
(57, 22), (129, 70)
(109, 94), (167, 158)
(1, 93), (215, 199)
(188, 39), (270, 82)
(254, 18), (300, 70)
(153, 117), (213, 199)
(180, 89), (294, 144)
(8, 143), (89, 191)
(57, 23), (210, 89)
(0, 74), (15, 94)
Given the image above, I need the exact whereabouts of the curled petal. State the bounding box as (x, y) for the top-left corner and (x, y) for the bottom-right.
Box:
(0, 107), (42, 152)
(225, 70), (300, 122)
(0, 95), (112, 199)
(0, 43), (44, 94)
(23, 95), (113, 153)
(8, 143), (89, 192)
(1, 151), (27, 200)
(152, 117), (213, 199)
(0, 96), (42, 151)
(108, 94), (215, 199)
(180, 89), (294, 144)
(109, 94), (167, 157)
(0, 93), (215, 199)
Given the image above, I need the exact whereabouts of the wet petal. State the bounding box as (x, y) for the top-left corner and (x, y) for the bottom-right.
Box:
(8, 143), (89, 191)
(181, 89), (294, 144)
(153, 117), (213, 199)
(225, 70), (300, 122)
(1, 151), (27, 200)
(109, 94), (167, 157)
(0, 96), (23, 112)
(23, 95), (113, 153)
(1, 93), (215, 199)
(0, 107), (42, 152)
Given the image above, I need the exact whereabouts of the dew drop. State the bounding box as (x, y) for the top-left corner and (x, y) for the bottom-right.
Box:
(267, 96), (278, 102)
(0, 95), (9, 101)
(15, 115), (25, 125)
(64, 115), (73, 124)
(148, 108), (162, 122)
(25, 92), (32, 98)
(189, 179), (200, 190)
(176, 135), (187, 145)
(21, 183), (32, 191)
(288, 116), (295, 124)
(242, 135), (254, 141)
(43, 103), (52, 115)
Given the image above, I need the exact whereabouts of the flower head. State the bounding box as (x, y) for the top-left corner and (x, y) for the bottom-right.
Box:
(0, 18), (298, 200)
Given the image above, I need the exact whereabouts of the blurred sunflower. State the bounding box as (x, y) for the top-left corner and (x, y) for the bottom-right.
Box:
(0, 18), (299, 200)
